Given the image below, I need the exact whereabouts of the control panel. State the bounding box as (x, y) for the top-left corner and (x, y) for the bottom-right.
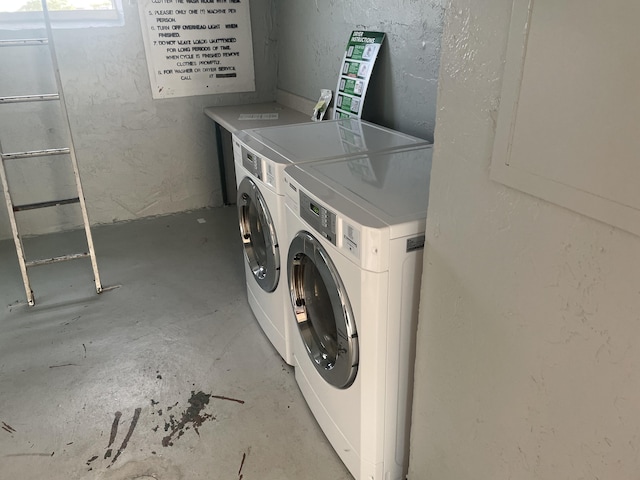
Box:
(300, 191), (337, 245)
(241, 145), (262, 180)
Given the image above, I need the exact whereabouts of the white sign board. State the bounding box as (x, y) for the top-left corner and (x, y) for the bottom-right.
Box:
(138, 0), (255, 99)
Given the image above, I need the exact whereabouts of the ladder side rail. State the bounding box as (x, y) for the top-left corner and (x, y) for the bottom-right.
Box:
(0, 140), (35, 305)
(41, 0), (102, 294)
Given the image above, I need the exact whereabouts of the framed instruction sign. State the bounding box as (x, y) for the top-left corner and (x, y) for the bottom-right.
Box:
(334, 31), (385, 119)
(138, 0), (255, 99)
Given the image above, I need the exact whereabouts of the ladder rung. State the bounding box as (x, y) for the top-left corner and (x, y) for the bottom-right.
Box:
(14, 197), (80, 212)
(0, 39), (48, 48)
(0, 94), (60, 104)
(26, 252), (90, 268)
(2, 148), (70, 160)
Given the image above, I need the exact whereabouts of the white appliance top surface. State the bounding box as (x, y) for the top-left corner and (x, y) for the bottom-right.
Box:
(239, 118), (428, 164)
(288, 145), (434, 227)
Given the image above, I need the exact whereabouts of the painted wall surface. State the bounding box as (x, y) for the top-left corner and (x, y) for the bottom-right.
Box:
(275, 0), (444, 141)
(409, 1), (640, 478)
(0, 1), (277, 240)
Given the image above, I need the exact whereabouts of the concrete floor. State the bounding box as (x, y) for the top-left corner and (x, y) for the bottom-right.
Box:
(0, 207), (352, 480)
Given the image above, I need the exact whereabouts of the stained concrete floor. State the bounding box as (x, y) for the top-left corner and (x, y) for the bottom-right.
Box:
(0, 207), (352, 480)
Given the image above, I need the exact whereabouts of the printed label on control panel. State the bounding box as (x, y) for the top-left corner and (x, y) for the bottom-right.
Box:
(343, 223), (360, 258)
(406, 235), (425, 252)
(266, 162), (275, 187)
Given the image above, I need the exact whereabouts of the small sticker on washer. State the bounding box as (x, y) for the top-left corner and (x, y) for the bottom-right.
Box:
(406, 235), (425, 252)
(266, 163), (276, 186)
(343, 223), (360, 258)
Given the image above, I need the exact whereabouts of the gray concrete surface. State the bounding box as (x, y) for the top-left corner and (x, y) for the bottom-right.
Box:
(0, 207), (352, 480)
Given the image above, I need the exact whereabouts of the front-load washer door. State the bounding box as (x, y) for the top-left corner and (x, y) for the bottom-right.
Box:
(237, 177), (280, 293)
(288, 231), (358, 389)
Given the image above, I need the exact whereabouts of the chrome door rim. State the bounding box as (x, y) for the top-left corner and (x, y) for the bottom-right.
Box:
(237, 177), (280, 293)
(288, 231), (358, 389)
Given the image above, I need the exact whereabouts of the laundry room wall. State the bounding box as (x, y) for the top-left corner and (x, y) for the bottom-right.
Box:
(274, 0), (445, 141)
(0, 1), (277, 240)
(409, 0), (640, 478)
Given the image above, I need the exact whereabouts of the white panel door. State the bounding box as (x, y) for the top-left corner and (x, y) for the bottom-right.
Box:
(491, 0), (640, 236)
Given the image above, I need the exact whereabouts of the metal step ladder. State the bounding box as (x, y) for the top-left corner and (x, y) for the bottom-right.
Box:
(0, 0), (102, 306)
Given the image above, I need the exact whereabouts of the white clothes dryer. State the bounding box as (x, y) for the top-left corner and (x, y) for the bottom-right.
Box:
(233, 119), (429, 366)
(283, 145), (433, 480)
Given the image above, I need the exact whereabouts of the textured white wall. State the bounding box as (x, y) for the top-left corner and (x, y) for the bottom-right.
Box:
(409, 1), (640, 478)
(0, 1), (277, 239)
(275, 0), (445, 141)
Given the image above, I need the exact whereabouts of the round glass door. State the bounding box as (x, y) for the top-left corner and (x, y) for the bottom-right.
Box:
(288, 231), (358, 389)
(237, 177), (280, 293)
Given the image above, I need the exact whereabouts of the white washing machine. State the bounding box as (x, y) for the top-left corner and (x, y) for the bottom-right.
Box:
(233, 118), (429, 366)
(283, 145), (433, 480)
